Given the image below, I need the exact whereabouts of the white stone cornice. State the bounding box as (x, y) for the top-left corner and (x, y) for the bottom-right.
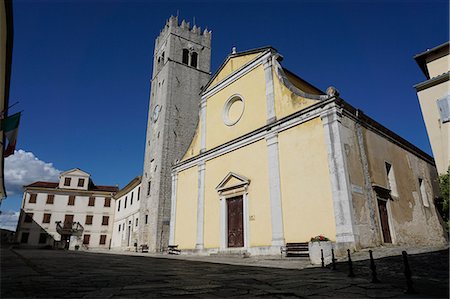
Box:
(173, 100), (334, 173)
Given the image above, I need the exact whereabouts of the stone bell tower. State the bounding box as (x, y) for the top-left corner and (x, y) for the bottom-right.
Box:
(139, 16), (212, 252)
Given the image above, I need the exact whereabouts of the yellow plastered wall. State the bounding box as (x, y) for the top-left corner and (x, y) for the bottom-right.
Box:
(182, 117), (201, 161)
(174, 166), (198, 249)
(204, 140), (272, 248)
(209, 53), (260, 88)
(278, 117), (336, 242)
(206, 65), (267, 150)
(272, 68), (320, 120)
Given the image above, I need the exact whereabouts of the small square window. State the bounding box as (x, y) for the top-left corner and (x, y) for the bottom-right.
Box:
(42, 213), (51, 224)
(29, 194), (37, 203)
(68, 195), (76, 206)
(77, 178), (85, 187)
(24, 213), (33, 223)
(64, 177), (71, 186)
(104, 197), (111, 207)
(85, 215), (93, 225)
(88, 197), (95, 207)
(46, 194), (54, 204)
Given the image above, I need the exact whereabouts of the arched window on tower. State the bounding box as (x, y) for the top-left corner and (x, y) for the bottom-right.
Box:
(190, 52), (198, 68)
(182, 49), (189, 65)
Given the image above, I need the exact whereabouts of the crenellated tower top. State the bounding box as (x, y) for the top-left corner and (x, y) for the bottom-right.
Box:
(155, 15), (212, 51)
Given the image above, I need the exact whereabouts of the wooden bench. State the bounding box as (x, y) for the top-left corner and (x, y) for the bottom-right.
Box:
(168, 245), (181, 255)
(140, 244), (149, 253)
(280, 242), (309, 258)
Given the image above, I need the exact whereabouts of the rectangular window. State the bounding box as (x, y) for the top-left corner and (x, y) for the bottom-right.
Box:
(88, 197), (95, 207)
(24, 213), (33, 223)
(85, 215), (93, 225)
(137, 187), (140, 201)
(145, 214), (148, 224)
(46, 194), (54, 204)
(124, 196), (127, 209)
(20, 232), (29, 243)
(39, 233), (47, 244)
(147, 181), (151, 196)
(77, 178), (85, 187)
(130, 192), (133, 205)
(29, 193), (37, 203)
(419, 178), (430, 207)
(118, 224), (121, 232)
(385, 162), (398, 197)
(83, 234), (90, 245)
(104, 197), (111, 207)
(135, 218), (138, 227)
(102, 216), (109, 226)
(42, 213), (51, 224)
(437, 95), (450, 123)
(68, 195), (76, 206)
(64, 177), (71, 186)
(117, 200), (121, 211)
(99, 235), (107, 245)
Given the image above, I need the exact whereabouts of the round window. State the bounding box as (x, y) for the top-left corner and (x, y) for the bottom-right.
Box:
(223, 95), (245, 126)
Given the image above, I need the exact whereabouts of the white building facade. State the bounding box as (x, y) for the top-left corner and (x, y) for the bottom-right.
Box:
(17, 169), (118, 250)
(111, 176), (142, 250)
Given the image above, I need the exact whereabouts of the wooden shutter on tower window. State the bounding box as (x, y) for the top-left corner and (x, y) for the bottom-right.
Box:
(46, 194), (54, 204)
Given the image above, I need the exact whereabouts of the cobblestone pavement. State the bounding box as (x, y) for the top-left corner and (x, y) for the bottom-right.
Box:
(1, 246), (448, 298)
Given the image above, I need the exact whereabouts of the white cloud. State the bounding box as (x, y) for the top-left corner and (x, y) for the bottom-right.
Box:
(5, 149), (61, 196)
(0, 210), (20, 231)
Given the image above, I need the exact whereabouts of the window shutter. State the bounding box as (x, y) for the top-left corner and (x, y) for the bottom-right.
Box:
(437, 96), (450, 123)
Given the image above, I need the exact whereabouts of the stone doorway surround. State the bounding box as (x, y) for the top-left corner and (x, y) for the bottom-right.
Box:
(216, 172), (250, 252)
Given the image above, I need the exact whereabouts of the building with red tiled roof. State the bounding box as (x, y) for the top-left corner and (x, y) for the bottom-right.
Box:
(17, 168), (118, 249)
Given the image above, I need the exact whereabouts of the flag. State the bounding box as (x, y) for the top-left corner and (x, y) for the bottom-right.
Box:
(2, 112), (21, 157)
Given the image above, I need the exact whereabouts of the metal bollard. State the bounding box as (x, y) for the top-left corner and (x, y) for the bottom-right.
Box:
(321, 249), (325, 268)
(347, 249), (355, 277)
(369, 250), (380, 283)
(331, 248), (336, 270)
(402, 251), (417, 294)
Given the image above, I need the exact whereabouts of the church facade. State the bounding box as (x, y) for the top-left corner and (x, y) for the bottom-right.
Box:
(167, 47), (447, 255)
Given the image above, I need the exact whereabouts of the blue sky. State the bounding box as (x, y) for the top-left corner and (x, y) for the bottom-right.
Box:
(2, 1), (449, 224)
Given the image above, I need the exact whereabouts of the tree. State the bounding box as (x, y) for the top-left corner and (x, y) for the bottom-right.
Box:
(436, 167), (449, 226)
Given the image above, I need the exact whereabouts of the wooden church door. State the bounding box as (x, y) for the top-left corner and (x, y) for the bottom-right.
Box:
(227, 196), (244, 248)
(377, 199), (392, 243)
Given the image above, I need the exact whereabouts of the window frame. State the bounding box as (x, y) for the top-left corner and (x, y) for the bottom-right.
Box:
(42, 213), (51, 224)
(64, 177), (71, 186)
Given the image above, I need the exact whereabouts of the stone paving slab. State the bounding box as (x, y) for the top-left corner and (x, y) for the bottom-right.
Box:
(1, 246), (448, 298)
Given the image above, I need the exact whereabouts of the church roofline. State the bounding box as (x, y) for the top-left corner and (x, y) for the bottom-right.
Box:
(203, 46), (277, 92)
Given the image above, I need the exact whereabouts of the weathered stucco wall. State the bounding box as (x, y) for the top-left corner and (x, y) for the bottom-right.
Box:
(342, 114), (446, 247)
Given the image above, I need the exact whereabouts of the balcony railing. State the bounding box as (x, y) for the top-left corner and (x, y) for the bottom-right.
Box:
(55, 221), (84, 236)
